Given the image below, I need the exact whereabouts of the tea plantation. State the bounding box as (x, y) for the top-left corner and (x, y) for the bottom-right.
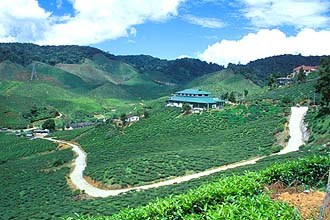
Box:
(68, 155), (330, 220)
(70, 102), (286, 187)
(1, 127), (329, 219)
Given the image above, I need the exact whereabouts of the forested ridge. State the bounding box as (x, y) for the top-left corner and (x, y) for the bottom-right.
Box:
(1, 43), (328, 86)
(228, 54), (326, 85)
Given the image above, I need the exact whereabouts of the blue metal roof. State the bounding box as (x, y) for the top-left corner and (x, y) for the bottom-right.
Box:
(168, 96), (224, 104)
(175, 89), (210, 95)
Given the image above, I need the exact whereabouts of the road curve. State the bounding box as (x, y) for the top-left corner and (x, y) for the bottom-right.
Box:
(43, 106), (308, 198)
(277, 106), (308, 155)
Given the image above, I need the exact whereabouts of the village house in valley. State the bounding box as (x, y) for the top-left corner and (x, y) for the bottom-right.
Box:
(125, 115), (140, 123)
(166, 89), (224, 110)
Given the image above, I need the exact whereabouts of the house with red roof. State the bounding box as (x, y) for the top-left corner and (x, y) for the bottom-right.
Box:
(291, 65), (319, 77)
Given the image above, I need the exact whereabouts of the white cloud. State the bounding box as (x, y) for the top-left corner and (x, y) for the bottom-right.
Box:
(183, 14), (225, 28)
(0, 0), (184, 45)
(56, 0), (63, 9)
(240, 0), (330, 28)
(178, 54), (192, 59)
(129, 27), (137, 37)
(0, 0), (51, 42)
(199, 28), (330, 66)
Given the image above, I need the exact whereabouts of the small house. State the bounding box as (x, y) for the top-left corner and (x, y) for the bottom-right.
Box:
(276, 77), (292, 86)
(33, 129), (49, 134)
(166, 89), (224, 110)
(125, 115), (140, 123)
(291, 65), (319, 77)
(69, 122), (94, 129)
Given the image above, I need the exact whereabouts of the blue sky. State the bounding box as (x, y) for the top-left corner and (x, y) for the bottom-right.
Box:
(1, 0), (330, 65)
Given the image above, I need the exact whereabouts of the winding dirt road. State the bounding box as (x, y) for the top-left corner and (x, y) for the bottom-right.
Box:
(44, 106), (308, 198)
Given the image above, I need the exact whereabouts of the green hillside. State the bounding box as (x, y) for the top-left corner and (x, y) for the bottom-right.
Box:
(57, 103), (285, 187)
(81, 155), (329, 220)
(187, 69), (263, 98)
(0, 60), (28, 80)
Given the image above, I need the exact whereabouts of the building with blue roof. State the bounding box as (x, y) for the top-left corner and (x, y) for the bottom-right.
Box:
(166, 89), (224, 110)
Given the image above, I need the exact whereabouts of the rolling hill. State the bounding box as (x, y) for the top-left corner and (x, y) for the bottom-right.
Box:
(187, 68), (263, 98)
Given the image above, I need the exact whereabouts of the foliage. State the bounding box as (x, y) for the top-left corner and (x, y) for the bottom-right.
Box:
(73, 103), (285, 187)
(182, 103), (192, 113)
(315, 57), (330, 108)
(296, 67), (306, 83)
(187, 69), (263, 98)
(0, 43), (115, 66)
(228, 54), (325, 86)
(267, 73), (277, 89)
(228, 91), (236, 102)
(304, 106), (330, 145)
(116, 55), (224, 84)
(22, 105), (58, 122)
(255, 78), (320, 105)
(73, 155), (329, 220)
(0, 133), (57, 162)
(42, 119), (56, 131)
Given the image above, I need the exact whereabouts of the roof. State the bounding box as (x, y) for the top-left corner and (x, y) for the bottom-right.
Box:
(126, 115), (139, 118)
(293, 65), (319, 72)
(168, 96), (224, 104)
(175, 89), (210, 95)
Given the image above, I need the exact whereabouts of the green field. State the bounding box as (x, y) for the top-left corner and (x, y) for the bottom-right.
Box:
(58, 102), (286, 187)
(85, 155), (329, 220)
(1, 130), (327, 220)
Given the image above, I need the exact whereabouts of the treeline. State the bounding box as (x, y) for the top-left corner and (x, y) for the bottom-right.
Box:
(1, 43), (327, 86)
(0, 43), (224, 84)
(0, 43), (115, 66)
(116, 55), (224, 83)
(228, 54), (326, 86)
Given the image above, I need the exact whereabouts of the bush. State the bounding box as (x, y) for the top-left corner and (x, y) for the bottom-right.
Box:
(42, 119), (56, 131)
(271, 145), (283, 153)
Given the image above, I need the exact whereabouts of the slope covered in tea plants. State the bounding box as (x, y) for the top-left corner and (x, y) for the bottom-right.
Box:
(67, 155), (330, 220)
(67, 102), (287, 187)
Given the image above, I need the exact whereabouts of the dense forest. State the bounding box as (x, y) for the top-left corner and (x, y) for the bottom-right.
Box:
(116, 55), (224, 83)
(0, 43), (115, 66)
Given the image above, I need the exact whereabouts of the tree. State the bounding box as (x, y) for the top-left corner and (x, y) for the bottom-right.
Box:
(228, 92), (236, 103)
(143, 111), (149, 118)
(281, 95), (293, 105)
(120, 113), (127, 125)
(244, 89), (249, 98)
(267, 74), (276, 89)
(222, 92), (229, 100)
(296, 67), (306, 83)
(182, 103), (192, 113)
(42, 119), (55, 131)
(315, 58), (330, 109)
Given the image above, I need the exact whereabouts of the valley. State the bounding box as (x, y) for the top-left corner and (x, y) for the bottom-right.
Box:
(0, 43), (329, 219)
